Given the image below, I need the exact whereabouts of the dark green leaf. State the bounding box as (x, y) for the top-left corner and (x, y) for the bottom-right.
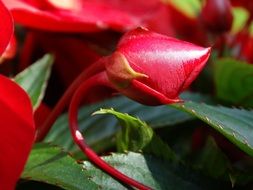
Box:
(94, 108), (153, 152)
(192, 137), (231, 179)
(23, 144), (228, 190)
(214, 58), (253, 107)
(82, 152), (229, 190)
(45, 92), (206, 153)
(14, 54), (53, 110)
(173, 101), (253, 157)
(21, 144), (97, 190)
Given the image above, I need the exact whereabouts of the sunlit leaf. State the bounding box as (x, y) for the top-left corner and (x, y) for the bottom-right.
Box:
(14, 54), (53, 110)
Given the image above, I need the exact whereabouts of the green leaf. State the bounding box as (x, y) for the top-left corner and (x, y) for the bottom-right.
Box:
(21, 143), (98, 190)
(94, 108), (177, 161)
(231, 7), (249, 33)
(45, 92), (205, 153)
(164, 0), (201, 18)
(192, 137), (231, 179)
(14, 54), (53, 110)
(173, 101), (253, 157)
(82, 152), (229, 190)
(214, 58), (253, 107)
(94, 108), (153, 151)
(23, 145), (228, 190)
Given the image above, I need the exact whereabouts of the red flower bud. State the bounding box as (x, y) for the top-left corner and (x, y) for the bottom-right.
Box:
(201, 0), (233, 33)
(0, 0), (13, 55)
(106, 28), (211, 105)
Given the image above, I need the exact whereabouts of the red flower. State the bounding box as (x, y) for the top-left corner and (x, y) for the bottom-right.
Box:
(39, 28), (211, 189)
(2, 0), (174, 88)
(66, 28), (212, 189)
(0, 75), (35, 190)
(106, 28), (211, 105)
(0, 4), (34, 189)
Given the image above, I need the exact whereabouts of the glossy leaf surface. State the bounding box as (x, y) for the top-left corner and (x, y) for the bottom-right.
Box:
(83, 152), (228, 190)
(22, 144), (97, 190)
(173, 101), (253, 156)
(22, 144), (228, 190)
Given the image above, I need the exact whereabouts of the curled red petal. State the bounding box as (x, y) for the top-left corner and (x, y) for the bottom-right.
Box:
(0, 0), (13, 55)
(0, 75), (35, 190)
(0, 34), (17, 62)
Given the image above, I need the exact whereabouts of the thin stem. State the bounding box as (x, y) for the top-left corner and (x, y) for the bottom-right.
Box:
(69, 71), (152, 190)
(36, 58), (107, 141)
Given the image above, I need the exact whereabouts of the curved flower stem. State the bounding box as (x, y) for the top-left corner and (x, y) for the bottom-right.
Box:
(69, 71), (152, 190)
(36, 58), (107, 141)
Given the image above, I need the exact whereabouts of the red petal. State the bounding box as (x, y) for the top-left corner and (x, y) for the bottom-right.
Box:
(2, 0), (137, 32)
(34, 103), (51, 130)
(3, 0), (173, 34)
(0, 1), (13, 55)
(0, 75), (35, 190)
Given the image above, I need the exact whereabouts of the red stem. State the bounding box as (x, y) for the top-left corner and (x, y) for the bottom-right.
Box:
(68, 71), (152, 190)
(36, 58), (107, 141)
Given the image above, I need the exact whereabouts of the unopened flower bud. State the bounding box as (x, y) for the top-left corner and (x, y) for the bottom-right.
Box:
(106, 28), (211, 105)
(201, 0), (233, 33)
